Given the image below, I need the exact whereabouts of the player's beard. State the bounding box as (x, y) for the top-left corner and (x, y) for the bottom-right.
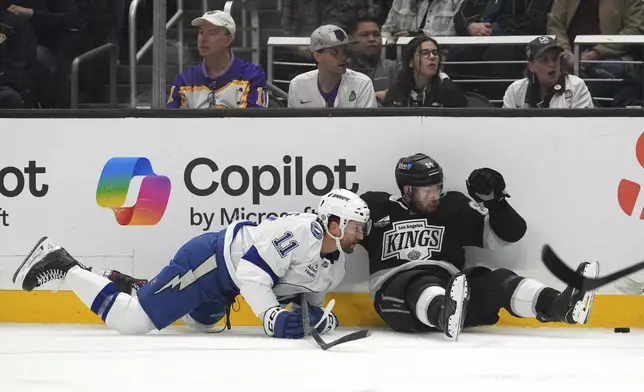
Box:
(411, 197), (440, 215)
(341, 239), (356, 254)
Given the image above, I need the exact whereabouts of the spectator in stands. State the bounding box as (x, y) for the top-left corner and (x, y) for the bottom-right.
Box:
(282, 0), (381, 60)
(383, 36), (466, 107)
(347, 14), (400, 103)
(373, 0), (395, 25)
(288, 25), (377, 108)
(446, 0), (552, 99)
(503, 36), (593, 108)
(455, 0), (550, 37)
(547, 0), (644, 103)
(381, 0), (466, 41)
(282, 0), (381, 37)
(167, 11), (267, 109)
(4, 0), (82, 108)
(0, 4), (37, 108)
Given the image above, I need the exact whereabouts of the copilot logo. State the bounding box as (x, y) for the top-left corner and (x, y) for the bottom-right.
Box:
(96, 157), (171, 225)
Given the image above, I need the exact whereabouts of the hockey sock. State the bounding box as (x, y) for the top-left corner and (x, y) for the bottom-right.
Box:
(415, 286), (445, 327)
(65, 267), (155, 334)
(534, 287), (559, 315)
(65, 266), (120, 320)
(508, 278), (551, 318)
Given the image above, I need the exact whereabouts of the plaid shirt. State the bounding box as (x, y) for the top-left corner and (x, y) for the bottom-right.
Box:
(281, 0), (379, 36)
(455, 0), (550, 37)
(548, 0), (644, 59)
(381, 0), (466, 39)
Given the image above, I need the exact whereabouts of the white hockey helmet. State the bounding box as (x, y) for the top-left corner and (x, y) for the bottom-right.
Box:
(318, 188), (371, 244)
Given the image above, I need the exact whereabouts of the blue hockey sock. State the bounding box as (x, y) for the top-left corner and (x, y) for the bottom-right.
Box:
(65, 266), (120, 321)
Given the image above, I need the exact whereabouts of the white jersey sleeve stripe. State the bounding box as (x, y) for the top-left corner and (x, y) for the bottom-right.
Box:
(236, 260), (280, 316)
(241, 245), (280, 284)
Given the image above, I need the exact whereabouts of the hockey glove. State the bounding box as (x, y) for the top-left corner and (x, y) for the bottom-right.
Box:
(305, 305), (339, 335)
(263, 307), (304, 339)
(466, 168), (510, 206)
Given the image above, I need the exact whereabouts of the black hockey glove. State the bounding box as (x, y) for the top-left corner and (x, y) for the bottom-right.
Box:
(466, 168), (510, 207)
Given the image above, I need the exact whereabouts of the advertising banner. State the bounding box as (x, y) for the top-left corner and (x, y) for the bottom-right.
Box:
(1, 116), (643, 326)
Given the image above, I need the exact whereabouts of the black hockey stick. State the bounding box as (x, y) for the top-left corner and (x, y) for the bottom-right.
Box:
(310, 327), (372, 350)
(301, 294), (372, 350)
(542, 244), (644, 290)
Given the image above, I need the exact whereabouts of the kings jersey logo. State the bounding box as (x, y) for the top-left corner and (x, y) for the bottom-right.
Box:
(382, 219), (445, 261)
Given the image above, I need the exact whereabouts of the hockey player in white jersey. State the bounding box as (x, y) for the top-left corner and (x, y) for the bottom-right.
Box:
(12, 189), (371, 339)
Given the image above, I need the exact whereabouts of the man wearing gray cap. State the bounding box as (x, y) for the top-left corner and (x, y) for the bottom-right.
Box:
(167, 10), (267, 109)
(288, 25), (377, 108)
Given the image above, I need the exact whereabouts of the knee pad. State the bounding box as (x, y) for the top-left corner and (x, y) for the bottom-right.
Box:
(469, 268), (520, 292)
(105, 294), (157, 335)
(463, 266), (492, 280)
(488, 268), (521, 292)
(468, 268), (522, 315)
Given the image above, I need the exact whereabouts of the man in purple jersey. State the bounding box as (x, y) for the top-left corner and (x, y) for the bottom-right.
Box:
(167, 10), (267, 109)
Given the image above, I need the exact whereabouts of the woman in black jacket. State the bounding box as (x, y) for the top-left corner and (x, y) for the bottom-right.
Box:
(383, 36), (467, 108)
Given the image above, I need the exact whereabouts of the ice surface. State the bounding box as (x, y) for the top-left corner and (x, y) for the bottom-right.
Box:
(1, 324), (643, 392)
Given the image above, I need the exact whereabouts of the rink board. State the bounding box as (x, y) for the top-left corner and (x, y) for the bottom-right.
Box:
(2, 291), (644, 328)
(1, 116), (644, 327)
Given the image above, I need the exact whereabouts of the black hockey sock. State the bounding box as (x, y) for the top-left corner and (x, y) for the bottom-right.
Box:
(427, 296), (445, 328)
(405, 273), (448, 328)
(534, 287), (559, 315)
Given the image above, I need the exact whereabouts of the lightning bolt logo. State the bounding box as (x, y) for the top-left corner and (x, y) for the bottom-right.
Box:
(153, 256), (218, 295)
(154, 273), (193, 294)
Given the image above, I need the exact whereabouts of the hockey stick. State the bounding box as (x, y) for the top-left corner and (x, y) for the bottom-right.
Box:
(301, 294), (372, 350)
(542, 244), (644, 290)
(300, 296), (333, 336)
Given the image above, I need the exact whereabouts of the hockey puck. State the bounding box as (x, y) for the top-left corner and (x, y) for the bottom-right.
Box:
(614, 327), (630, 333)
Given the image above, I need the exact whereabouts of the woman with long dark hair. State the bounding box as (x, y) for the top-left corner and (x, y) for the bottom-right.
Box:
(503, 36), (594, 109)
(383, 36), (467, 107)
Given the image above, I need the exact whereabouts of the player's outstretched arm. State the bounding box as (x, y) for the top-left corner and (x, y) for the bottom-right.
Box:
(234, 246), (300, 339)
(236, 233), (318, 339)
(466, 168), (527, 243)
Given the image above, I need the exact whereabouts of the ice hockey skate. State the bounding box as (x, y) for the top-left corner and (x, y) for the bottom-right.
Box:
(437, 273), (470, 341)
(537, 261), (600, 324)
(12, 236), (84, 292)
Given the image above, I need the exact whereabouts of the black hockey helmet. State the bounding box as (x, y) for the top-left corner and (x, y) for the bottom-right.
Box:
(395, 153), (443, 192)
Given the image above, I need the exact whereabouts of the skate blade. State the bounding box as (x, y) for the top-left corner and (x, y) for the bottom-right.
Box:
(447, 275), (469, 342)
(12, 237), (53, 289)
(573, 261), (600, 324)
(614, 276), (644, 295)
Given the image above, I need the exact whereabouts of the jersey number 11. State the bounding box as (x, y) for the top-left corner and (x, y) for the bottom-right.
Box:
(272, 232), (299, 258)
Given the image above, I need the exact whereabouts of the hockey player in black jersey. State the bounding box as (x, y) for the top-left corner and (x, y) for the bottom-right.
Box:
(359, 153), (599, 341)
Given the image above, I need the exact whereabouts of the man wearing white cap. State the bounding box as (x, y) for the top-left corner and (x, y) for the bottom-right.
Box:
(167, 10), (267, 109)
(288, 25), (377, 108)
